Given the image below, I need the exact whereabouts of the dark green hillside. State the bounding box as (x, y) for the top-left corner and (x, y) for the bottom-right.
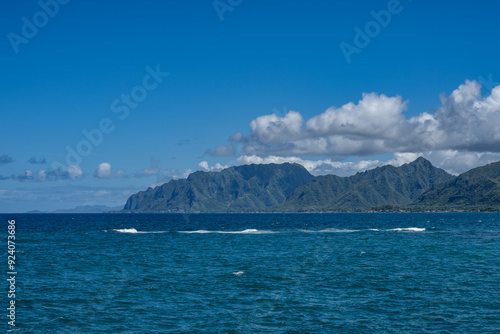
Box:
(275, 157), (454, 212)
(411, 160), (500, 211)
(123, 163), (314, 212)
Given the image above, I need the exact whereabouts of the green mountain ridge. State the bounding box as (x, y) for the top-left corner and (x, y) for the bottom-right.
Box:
(123, 163), (314, 212)
(123, 157), (500, 213)
(410, 160), (500, 211)
(274, 157), (454, 212)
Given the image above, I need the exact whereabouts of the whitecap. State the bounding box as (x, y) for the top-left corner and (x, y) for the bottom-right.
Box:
(221, 229), (270, 234)
(113, 228), (139, 233)
(387, 227), (426, 232)
(299, 228), (368, 233)
(233, 271), (244, 275)
(179, 229), (273, 234)
(179, 230), (213, 234)
(318, 228), (360, 233)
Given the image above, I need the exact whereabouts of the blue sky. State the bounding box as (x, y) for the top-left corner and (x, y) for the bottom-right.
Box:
(1, 0), (500, 212)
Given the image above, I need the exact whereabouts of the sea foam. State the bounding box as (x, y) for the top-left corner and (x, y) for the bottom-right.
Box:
(388, 227), (426, 232)
(179, 229), (274, 234)
(113, 228), (139, 233)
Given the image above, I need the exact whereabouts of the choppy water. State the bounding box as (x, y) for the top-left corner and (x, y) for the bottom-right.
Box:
(2, 213), (499, 333)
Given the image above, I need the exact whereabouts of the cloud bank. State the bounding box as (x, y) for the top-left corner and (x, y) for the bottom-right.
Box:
(231, 80), (500, 175)
(1, 165), (84, 182)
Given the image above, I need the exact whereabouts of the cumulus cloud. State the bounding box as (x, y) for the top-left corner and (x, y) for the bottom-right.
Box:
(306, 93), (407, 139)
(4, 165), (84, 182)
(205, 144), (235, 157)
(229, 131), (243, 142)
(197, 161), (229, 172)
(95, 163), (112, 178)
(231, 80), (500, 174)
(238, 81), (500, 158)
(66, 165), (84, 180)
(94, 162), (126, 179)
(182, 168), (193, 178)
(249, 110), (304, 143)
(0, 155), (13, 164)
(414, 150), (500, 175)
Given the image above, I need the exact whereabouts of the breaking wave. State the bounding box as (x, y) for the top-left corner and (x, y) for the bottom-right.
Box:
(110, 227), (426, 234)
(179, 229), (275, 234)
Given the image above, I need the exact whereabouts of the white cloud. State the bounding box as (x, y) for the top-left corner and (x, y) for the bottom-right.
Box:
(95, 163), (112, 178)
(4, 165), (85, 182)
(182, 168), (193, 178)
(306, 93), (407, 138)
(419, 150), (500, 175)
(197, 161), (229, 172)
(233, 80), (500, 173)
(37, 170), (47, 182)
(236, 151), (500, 177)
(94, 163), (127, 179)
(237, 155), (384, 176)
(67, 165), (83, 180)
(229, 131), (243, 142)
(249, 110), (304, 143)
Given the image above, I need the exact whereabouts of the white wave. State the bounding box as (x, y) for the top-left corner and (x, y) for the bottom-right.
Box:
(113, 227), (426, 235)
(222, 229), (273, 234)
(179, 230), (213, 234)
(111, 228), (170, 234)
(319, 228), (359, 233)
(387, 227), (426, 232)
(300, 228), (360, 233)
(113, 228), (139, 233)
(179, 229), (274, 234)
(233, 271), (244, 275)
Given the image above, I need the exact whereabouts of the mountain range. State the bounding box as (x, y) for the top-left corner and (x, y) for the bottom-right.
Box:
(124, 163), (313, 212)
(123, 157), (500, 212)
(274, 157), (453, 212)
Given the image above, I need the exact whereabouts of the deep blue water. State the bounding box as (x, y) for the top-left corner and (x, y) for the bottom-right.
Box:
(2, 213), (500, 333)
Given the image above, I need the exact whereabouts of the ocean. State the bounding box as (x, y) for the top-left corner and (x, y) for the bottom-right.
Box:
(2, 213), (499, 333)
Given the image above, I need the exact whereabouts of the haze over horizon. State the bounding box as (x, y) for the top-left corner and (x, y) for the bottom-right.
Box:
(1, 0), (500, 212)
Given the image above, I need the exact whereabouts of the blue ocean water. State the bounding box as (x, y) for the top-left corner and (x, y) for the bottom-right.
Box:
(2, 213), (500, 333)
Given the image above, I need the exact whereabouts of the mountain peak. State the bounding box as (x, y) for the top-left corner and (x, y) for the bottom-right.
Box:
(408, 156), (432, 166)
(412, 158), (500, 210)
